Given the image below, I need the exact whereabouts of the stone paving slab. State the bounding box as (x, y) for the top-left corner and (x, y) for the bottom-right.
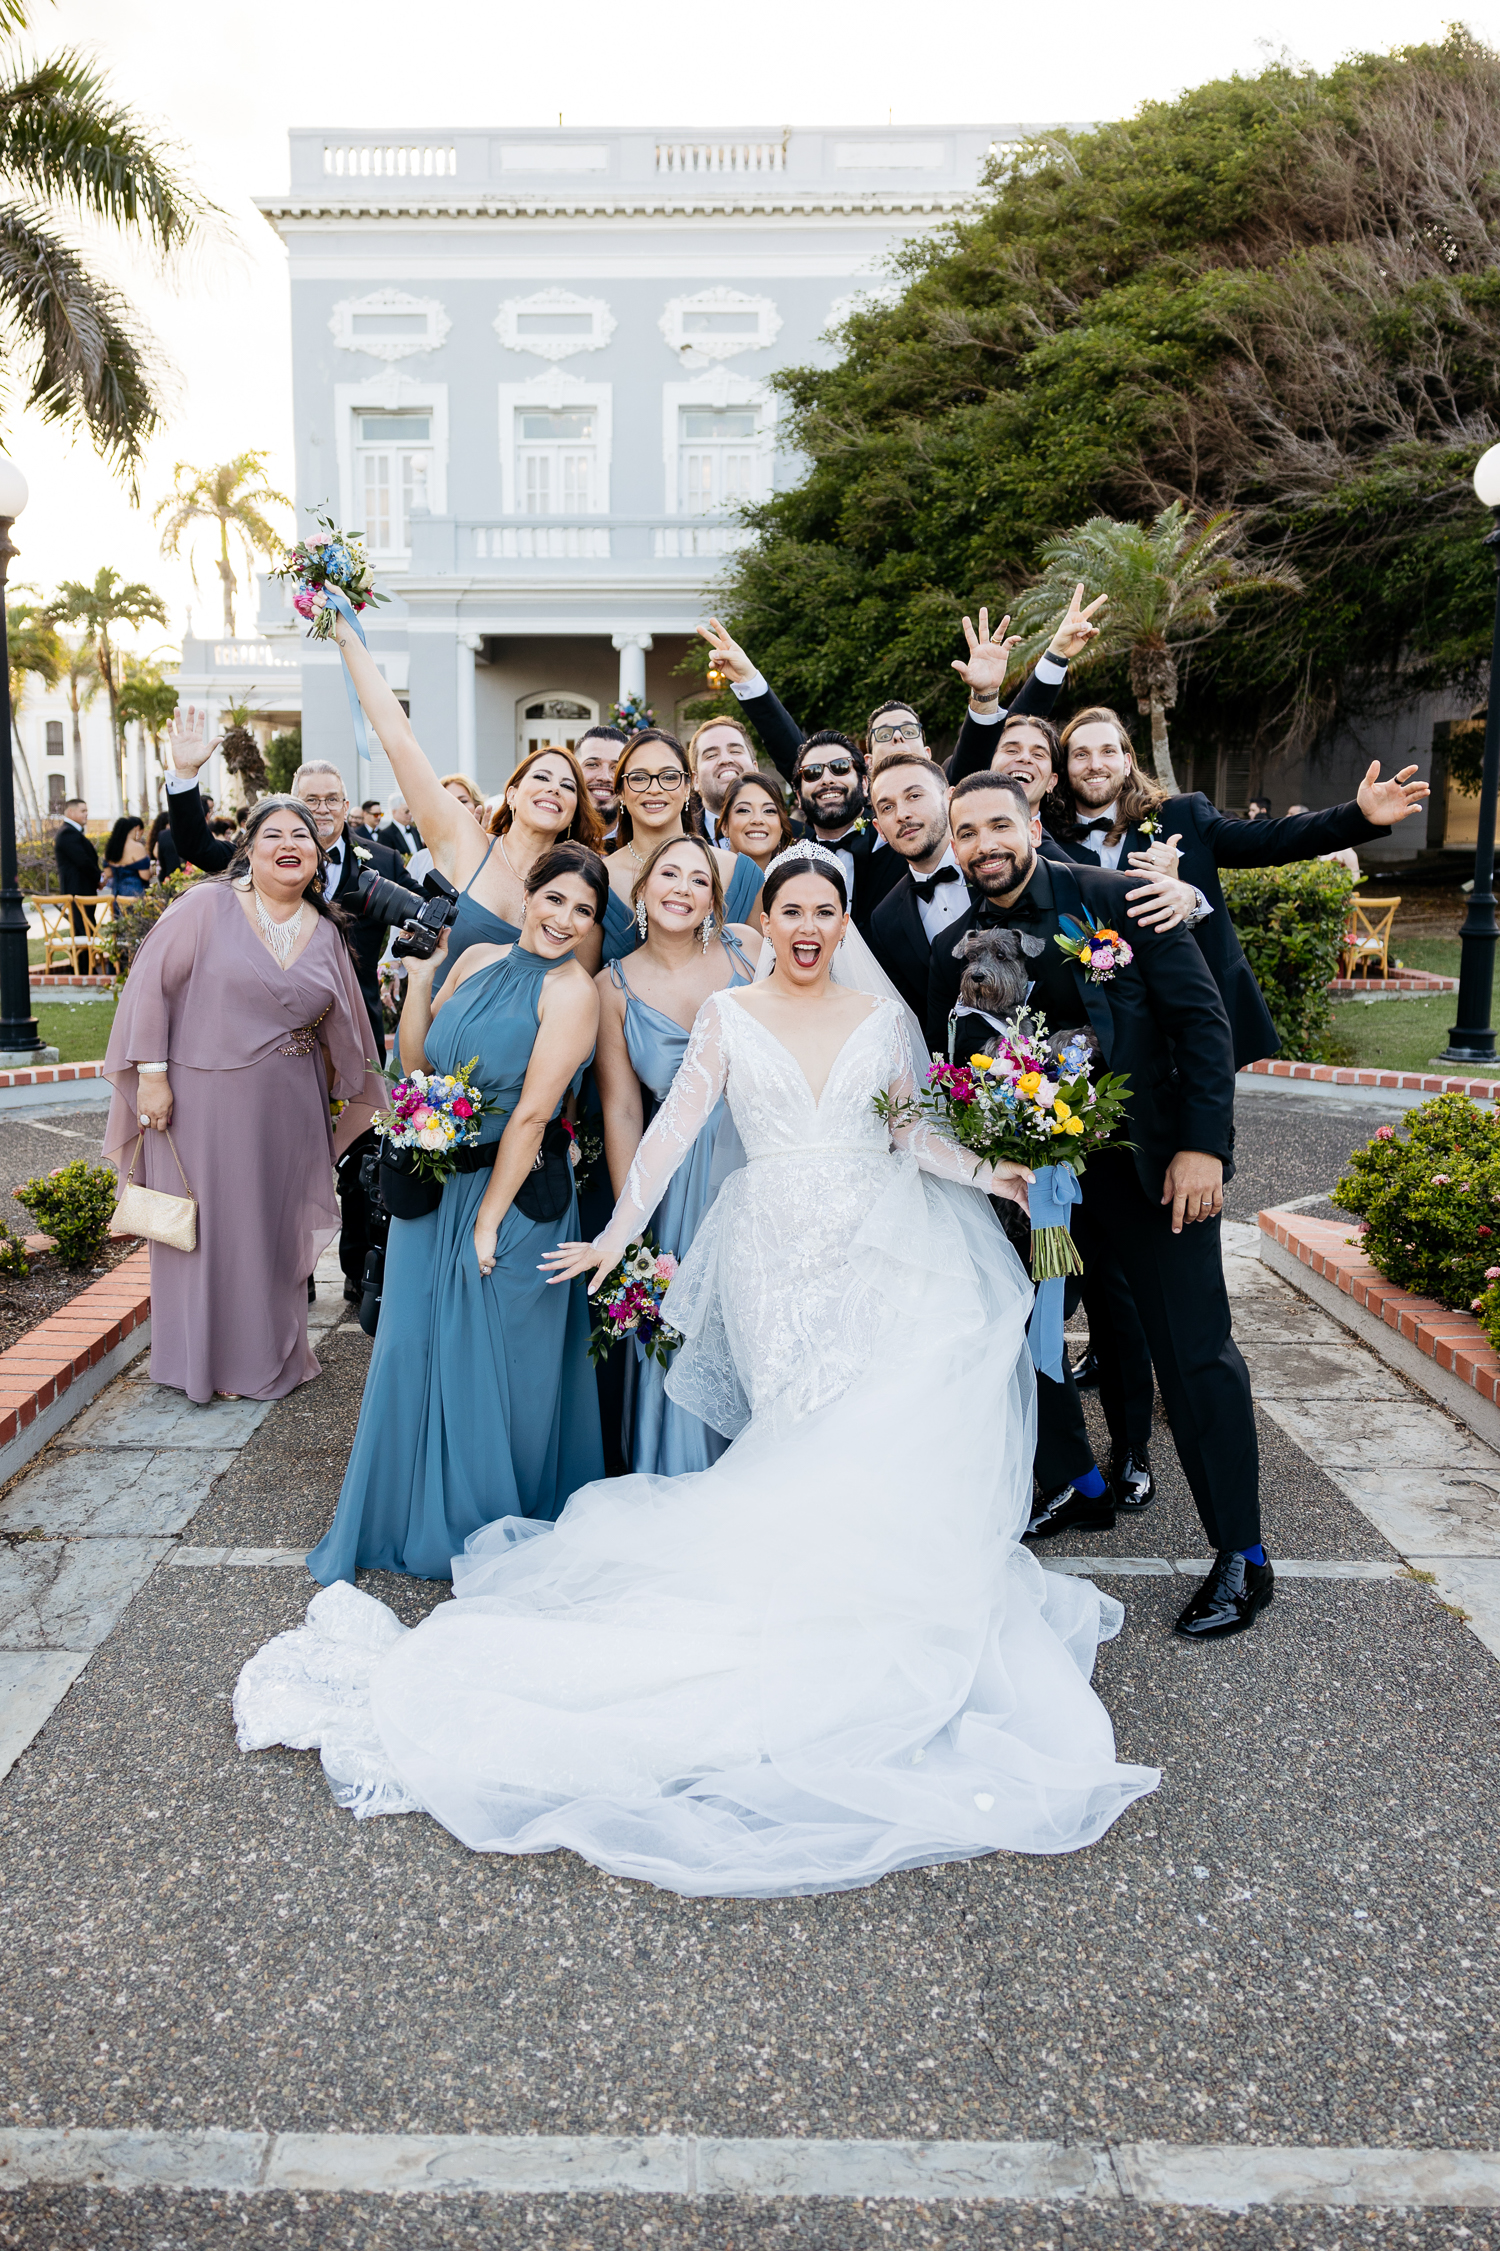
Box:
(0, 1447), (238, 1539)
(0, 1536), (169, 1651)
(67, 1382), (273, 1453)
(1257, 1397), (1500, 1472)
(1328, 1468), (1500, 1559)
(0, 1650), (88, 1779)
(1234, 1340), (1409, 1399)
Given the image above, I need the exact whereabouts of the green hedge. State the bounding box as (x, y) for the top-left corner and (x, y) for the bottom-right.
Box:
(1221, 860), (1355, 1062)
(1332, 1094), (1500, 1312)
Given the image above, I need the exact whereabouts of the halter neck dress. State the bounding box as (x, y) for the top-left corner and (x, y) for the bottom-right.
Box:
(609, 931), (754, 1475)
(432, 836), (518, 993)
(309, 942), (603, 1584)
(600, 849), (763, 966)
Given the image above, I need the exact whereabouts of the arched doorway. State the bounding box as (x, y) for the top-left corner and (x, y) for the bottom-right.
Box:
(517, 692), (598, 758)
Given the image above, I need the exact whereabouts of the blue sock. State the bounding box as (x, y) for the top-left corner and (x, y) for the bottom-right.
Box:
(1238, 1543), (1266, 1566)
(1073, 1466), (1108, 1499)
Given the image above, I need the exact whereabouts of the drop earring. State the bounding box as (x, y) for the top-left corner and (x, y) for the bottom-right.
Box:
(635, 900), (648, 940)
(700, 911), (716, 954)
(233, 874), (252, 892)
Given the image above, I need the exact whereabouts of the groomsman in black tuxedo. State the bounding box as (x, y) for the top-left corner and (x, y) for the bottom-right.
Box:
(868, 751), (970, 1018)
(930, 772), (1274, 1641)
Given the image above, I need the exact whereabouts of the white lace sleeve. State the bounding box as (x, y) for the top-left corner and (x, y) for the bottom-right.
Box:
(591, 992), (731, 1268)
(884, 1043), (996, 1193)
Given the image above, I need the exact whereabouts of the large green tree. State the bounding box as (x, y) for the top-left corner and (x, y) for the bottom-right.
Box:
(155, 452), (290, 636)
(0, 5), (215, 484)
(47, 567), (167, 812)
(718, 31), (1500, 779)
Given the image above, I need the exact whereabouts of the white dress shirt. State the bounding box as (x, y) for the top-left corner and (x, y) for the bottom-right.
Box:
(322, 836), (347, 903)
(912, 844), (970, 944)
(1077, 803), (1212, 925)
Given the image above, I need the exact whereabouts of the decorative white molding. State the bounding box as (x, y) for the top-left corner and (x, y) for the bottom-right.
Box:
(493, 287), (616, 362)
(496, 369), (612, 516)
(834, 140), (946, 169)
(823, 283), (902, 335)
(333, 377), (449, 552)
(329, 287), (450, 362)
(660, 368), (777, 518)
(658, 286), (781, 366)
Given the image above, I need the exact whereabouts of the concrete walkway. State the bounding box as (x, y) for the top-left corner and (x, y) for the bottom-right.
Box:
(1, 1142), (1498, 2245)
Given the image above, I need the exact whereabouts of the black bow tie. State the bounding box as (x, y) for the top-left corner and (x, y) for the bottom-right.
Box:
(914, 866), (960, 903)
(327, 841), (343, 860)
(1077, 817), (1115, 834)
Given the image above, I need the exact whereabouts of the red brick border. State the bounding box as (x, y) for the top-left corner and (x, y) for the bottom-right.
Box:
(1329, 972), (1456, 996)
(29, 973), (115, 991)
(0, 1244), (151, 1447)
(1257, 1208), (1500, 1406)
(1242, 1059), (1500, 1099)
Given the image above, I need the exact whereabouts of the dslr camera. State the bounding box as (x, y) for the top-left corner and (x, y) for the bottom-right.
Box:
(354, 864), (460, 959)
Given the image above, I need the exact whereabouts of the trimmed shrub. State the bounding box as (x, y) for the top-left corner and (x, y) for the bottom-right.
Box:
(0, 1223), (29, 1279)
(14, 1161), (119, 1269)
(1221, 860), (1355, 1062)
(1331, 1094), (1500, 1312)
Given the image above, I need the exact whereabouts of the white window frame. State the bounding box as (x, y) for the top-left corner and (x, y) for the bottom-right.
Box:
(329, 288), (451, 363)
(334, 377), (449, 566)
(658, 287), (782, 366)
(497, 370), (612, 516)
(493, 288), (616, 362)
(661, 371), (777, 518)
(516, 691), (602, 757)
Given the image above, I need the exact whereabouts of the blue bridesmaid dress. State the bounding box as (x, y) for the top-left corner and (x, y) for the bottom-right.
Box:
(601, 849), (763, 966)
(610, 932), (755, 1475)
(433, 837), (517, 992)
(309, 943), (603, 1584)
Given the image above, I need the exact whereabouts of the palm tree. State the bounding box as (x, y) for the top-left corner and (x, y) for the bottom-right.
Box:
(155, 453), (291, 636)
(117, 659), (177, 813)
(1009, 504), (1302, 794)
(47, 568), (167, 812)
(0, 8), (216, 483)
(59, 634), (99, 803)
(6, 593), (61, 822)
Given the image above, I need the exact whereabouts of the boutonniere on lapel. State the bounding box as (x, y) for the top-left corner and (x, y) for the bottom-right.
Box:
(354, 845), (372, 863)
(1137, 812), (1161, 842)
(850, 815), (870, 837)
(1055, 910), (1133, 984)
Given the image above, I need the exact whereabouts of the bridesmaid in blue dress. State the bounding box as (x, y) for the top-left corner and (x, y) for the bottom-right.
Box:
(593, 834), (762, 1475)
(309, 844), (607, 1584)
(598, 728), (763, 966)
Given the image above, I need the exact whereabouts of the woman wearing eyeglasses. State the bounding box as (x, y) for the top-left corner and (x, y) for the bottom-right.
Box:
(599, 730), (763, 965)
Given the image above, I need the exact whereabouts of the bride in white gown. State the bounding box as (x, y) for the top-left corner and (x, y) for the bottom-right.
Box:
(234, 843), (1159, 1897)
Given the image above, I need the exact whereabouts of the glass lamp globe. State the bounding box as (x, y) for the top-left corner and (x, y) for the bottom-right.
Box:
(0, 459), (27, 519)
(1475, 444), (1500, 510)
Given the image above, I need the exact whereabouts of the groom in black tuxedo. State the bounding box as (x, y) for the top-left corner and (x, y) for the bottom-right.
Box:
(929, 773), (1273, 1642)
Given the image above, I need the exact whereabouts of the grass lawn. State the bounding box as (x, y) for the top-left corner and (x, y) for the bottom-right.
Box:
(1387, 934), (1460, 979)
(31, 997), (117, 1064)
(1330, 990), (1500, 1079)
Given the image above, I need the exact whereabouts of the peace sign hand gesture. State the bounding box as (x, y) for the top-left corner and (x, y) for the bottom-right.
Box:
(698, 617), (756, 686)
(1046, 582), (1109, 663)
(952, 608), (1021, 707)
(166, 704), (214, 780)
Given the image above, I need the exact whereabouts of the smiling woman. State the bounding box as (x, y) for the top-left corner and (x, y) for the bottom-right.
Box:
(101, 798), (387, 1405)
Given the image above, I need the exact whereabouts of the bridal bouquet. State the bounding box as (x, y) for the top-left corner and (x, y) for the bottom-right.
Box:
(374, 1059), (496, 1186)
(272, 511), (386, 642)
(588, 1235), (683, 1368)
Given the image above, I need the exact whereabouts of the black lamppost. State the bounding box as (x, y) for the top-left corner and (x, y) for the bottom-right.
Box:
(0, 459), (47, 1063)
(1440, 446), (1500, 1064)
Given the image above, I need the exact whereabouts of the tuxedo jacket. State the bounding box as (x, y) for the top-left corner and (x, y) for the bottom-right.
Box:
(54, 822), (100, 895)
(377, 819), (422, 859)
(925, 859), (1237, 1200)
(168, 784), (417, 1047)
(944, 662), (1068, 783)
(1057, 793), (1389, 1068)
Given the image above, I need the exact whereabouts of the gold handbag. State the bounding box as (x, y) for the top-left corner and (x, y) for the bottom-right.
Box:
(111, 1130), (198, 1253)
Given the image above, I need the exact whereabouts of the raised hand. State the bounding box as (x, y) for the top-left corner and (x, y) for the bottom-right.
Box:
(952, 608), (1021, 706)
(1046, 582), (1108, 662)
(698, 617), (756, 686)
(1125, 832), (1185, 879)
(166, 704), (213, 779)
(1355, 762), (1430, 827)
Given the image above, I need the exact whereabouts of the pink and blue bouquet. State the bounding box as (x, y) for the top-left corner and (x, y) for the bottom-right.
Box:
(374, 1059), (496, 1187)
(587, 1235), (683, 1368)
(272, 510), (385, 642)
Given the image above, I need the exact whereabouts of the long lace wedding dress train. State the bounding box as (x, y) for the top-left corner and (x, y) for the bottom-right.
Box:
(235, 990), (1159, 1897)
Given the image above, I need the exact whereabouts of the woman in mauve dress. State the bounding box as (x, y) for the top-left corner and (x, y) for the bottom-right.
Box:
(102, 797), (386, 1405)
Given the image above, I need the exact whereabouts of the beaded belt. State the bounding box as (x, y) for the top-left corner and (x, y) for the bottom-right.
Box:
(278, 1003), (331, 1058)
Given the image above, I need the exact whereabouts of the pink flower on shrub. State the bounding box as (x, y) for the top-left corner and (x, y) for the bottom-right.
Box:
(1432, 1174), (1452, 1185)
(1481, 1226), (1493, 1238)
(1374, 1125), (1394, 1140)
(1487, 1266), (1500, 1281)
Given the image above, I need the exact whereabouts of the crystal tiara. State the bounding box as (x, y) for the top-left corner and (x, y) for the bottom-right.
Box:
(765, 841), (845, 878)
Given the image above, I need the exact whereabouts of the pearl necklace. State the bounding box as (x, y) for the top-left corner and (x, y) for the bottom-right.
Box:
(253, 888), (304, 968)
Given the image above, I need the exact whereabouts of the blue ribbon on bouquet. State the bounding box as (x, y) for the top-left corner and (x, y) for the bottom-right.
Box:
(1025, 1162), (1082, 1382)
(321, 582), (372, 797)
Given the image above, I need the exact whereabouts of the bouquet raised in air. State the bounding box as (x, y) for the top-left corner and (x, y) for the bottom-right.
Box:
(587, 1235), (683, 1367)
(374, 1059), (496, 1186)
(877, 1012), (1131, 1280)
(272, 509), (386, 642)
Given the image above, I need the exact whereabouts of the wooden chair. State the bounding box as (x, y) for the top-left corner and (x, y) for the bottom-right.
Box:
(29, 893), (117, 973)
(1340, 896), (1400, 980)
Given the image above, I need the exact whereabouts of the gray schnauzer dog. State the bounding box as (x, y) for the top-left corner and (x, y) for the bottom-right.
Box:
(949, 926), (1101, 1072)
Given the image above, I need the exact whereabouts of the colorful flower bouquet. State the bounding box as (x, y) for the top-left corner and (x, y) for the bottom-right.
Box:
(587, 1235), (683, 1368)
(374, 1059), (495, 1186)
(1055, 909), (1133, 986)
(878, 1011), (1131, 1281)
(271, 510), (386, 642)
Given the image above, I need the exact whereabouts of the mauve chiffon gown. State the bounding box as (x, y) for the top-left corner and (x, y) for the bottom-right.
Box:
(102, 883), (381, 1404)
(307, 942), (604, 1585)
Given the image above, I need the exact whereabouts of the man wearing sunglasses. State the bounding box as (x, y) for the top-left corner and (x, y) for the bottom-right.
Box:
(791, 729), (906, 934)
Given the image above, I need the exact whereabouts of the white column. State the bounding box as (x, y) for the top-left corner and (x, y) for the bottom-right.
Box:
(611, 632), (653, 708)
(456, 633), (481, 778)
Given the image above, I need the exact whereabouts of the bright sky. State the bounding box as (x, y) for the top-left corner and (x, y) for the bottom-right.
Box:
(4, 0), (1492, 653)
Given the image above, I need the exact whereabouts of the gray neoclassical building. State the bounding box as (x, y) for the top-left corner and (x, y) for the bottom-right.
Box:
(194, 121), (1073, 801)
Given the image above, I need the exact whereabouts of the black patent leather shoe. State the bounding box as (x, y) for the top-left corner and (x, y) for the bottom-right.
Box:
(1069, 1345), (1099, 1389)
(1174, 1551), (1275, 1640)
(1024, 1481), (1117, 1542)
(1110, 1449), (1155, 1512)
